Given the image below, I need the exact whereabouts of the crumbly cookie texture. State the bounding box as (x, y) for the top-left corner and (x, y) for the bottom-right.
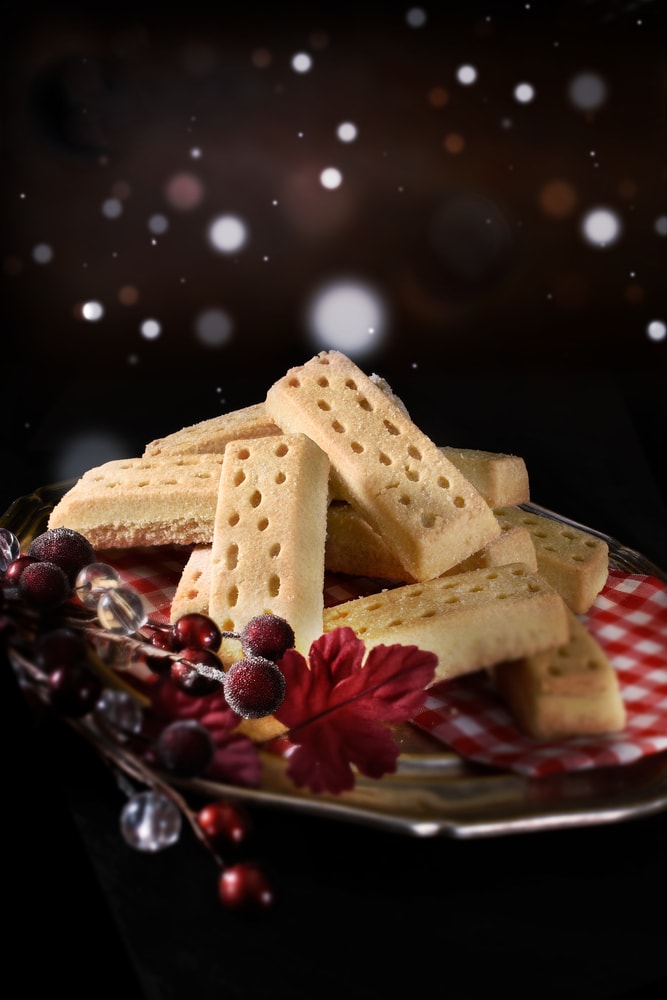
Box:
(494, 507), (609, 614)
(265, 350), (501, 582)
(208, 433), (330, 661)
(47, 455), (224, 549)
(492, 609), (626, 739)
(323, 562), (569, 682)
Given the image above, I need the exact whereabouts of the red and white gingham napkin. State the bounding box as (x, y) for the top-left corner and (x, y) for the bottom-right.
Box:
(412, 569), (667, 776)
(106, 550), (667, 779)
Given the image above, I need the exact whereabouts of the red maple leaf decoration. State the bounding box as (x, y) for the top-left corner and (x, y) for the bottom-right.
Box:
(273, 627), (438, 794)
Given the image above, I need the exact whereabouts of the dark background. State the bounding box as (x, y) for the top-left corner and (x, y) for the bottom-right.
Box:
(2, 0), (666, 503)
(2, 3), (666, 999)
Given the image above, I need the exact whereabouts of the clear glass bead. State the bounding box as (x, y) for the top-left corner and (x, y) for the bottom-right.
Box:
(95, 688), (143, 736)
(0, 528), (21, 572)
(74, 562), (121, 609)
(120, 791), (182, 852)
(97, 586), (147, 635)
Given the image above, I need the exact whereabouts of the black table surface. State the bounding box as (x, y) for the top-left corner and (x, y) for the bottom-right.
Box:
(3, 367), (667, 1000)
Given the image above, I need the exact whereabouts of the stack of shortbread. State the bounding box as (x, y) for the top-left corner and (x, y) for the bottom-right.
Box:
(48, 350), (625, 740)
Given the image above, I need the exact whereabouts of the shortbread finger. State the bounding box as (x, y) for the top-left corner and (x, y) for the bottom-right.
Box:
(323, 563), (569, 682)
(494, 507), (608, 614)
(47, 455), (224, 548)
(439, 447), (529, 508)
(492, 610), (626, 739)
(325, 502), (537, 581)
(209, 433), (330, 661)
(143, 402), (280, 457)
(265, 351), (500, 582)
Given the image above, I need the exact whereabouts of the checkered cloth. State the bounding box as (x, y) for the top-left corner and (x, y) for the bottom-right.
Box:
(107, 550), (667, 779)
(413, 569), (667, 776)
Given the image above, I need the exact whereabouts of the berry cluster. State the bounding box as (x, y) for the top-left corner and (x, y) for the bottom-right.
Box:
(4, 526), (95, 610)
(148, 611), (294, 718)
(2, 527), (104, 716)
(1, 525), (289, 913)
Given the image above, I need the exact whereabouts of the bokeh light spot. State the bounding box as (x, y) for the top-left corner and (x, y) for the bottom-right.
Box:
(406, 7), (427, 28)
(538, 179), (578, 218)
(82, 300), (104, 321)
(647, 320), (666, 342)
(148, 214), (169, 235)
(443, 132), (465, 154)
(291, 52), (312, 73)
(118, 285), (139, 306)
(251, 48), (272, 69)
(514, 82), (535, 103)
(456, 65), (478, 85)
(428, 87), (449, 108)
(581, 207), (622, 247)
(655, 215), (667, 237)
(165, 172), (205, 211)
(194, 308), (234, 347)
(140, 319), (161, 340)
(102, 198), (123, 219)
(336, 121), (358, 142)
(32, 243), (54, 264)
(320, 167), (343, 189)
(306, 280), (388, 357)
(567, 71), (608, 111)
(208, 214), (248, 254)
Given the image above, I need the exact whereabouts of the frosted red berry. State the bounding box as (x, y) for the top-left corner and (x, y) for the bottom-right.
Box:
(223, 655), (286, 718)
(197, 800), (252, 848)
(218, 861), (277, 913)
(18, 560), (71, 610)
(240, 614), (295, 662)
(172, 612), (222, 652)
(156, 720), (215, 777)
(28, 527), (95, 584)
